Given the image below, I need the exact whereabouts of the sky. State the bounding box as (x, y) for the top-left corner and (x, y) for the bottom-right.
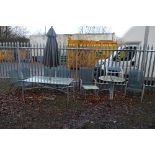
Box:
(26, 25), (131, 37)
(1, 0), (154, 38)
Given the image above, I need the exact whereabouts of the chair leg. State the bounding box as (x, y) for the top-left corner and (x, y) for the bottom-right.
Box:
(124, 85), (127, 96)
(95, 89), (99, 96)
(72, 83), (75, 100)
(80, 87), (83, 95)
(109, 82), (113, 100)
(95, 89), (99, 100)
(112, 84), (114, 99)
(95, 89), (96, 95)
(141, 87), (145, 103)
(67, 87), (69, 105)
(9, 83), (15, 94)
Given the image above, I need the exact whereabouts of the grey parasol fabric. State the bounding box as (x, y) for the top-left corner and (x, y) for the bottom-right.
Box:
(43, 27), (59, 67)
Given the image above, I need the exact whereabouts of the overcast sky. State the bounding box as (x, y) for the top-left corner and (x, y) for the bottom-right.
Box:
(1, 0), (154, 38)
(26, 25), (131, 37)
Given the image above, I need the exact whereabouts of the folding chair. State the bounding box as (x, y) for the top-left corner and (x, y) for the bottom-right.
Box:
(57, 66), (71, 78)
(8, 68), (31, 97)
(80, 67), (99, 97)
(44, 67), (57, 77)
(125, 69), (145, 102)
(106, 66), (124, 78)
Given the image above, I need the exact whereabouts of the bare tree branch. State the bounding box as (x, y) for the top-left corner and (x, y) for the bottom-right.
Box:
(0, 26), (29, 42)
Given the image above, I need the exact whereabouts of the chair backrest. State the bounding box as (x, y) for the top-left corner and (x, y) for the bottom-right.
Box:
(44, 67), (57, 77)
(8, 70), (18, 79)
(106, 66), (124, 78)
(57, 66), (71, 78)
(8, 69), (23, 83)
(21, 68), (30, 79)
(128, 69), (144, 90)
(80, 67), (94, 85)
(8, 68), (30, 79)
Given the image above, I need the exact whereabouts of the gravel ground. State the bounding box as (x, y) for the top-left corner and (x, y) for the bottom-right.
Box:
(0, 86), (155, 129)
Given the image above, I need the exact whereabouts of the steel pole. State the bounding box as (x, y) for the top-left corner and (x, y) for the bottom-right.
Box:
(142, 26), (150, 70)
(143, 26), (150, 50)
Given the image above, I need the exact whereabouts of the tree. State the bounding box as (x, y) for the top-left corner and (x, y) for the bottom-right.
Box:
(0, 26), (29, 42)
(78, 26), (111, 34)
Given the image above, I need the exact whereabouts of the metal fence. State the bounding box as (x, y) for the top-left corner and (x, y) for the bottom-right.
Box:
(0, 42), (155, 87)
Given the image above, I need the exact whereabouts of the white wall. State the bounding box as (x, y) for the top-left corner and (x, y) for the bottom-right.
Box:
(122, 26), (155, 47)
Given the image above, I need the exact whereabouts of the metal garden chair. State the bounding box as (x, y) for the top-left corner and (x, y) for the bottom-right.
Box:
(44, 67), (57, 77)
(21, 67), (31, 79)
(44, 66), (71, 78)
(79, 67), (99, 97)
(106, 66), (124, 78)
(57, 66), (71, 78)
(125, 69), (145, 102)
(8, 68), (31, 95)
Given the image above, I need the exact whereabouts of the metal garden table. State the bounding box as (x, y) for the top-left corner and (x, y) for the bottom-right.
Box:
(99, 75), (125, 100)
(22, 76), (74, 103)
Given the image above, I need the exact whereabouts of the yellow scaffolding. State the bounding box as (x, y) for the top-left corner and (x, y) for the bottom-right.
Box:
(68, 37), (118, 68)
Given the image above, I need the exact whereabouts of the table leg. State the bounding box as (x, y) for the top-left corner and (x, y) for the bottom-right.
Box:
(22, 81), (25, 102)
(67, 86), (69, 106)
(73, 82), (75, 100)
(109, 82), (114, 100)
(112, 84), (114, 99)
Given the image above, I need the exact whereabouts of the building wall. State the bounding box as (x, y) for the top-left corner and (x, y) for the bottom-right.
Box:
(122, 26), (155, 47)
(29, 33), (116, 56)
(29, 33), (116, 46)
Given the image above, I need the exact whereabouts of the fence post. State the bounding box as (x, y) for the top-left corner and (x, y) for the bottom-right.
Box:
(142, 26), (150, 71)
(17, 42), (23, 79)
(76, 44), (78, 82)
